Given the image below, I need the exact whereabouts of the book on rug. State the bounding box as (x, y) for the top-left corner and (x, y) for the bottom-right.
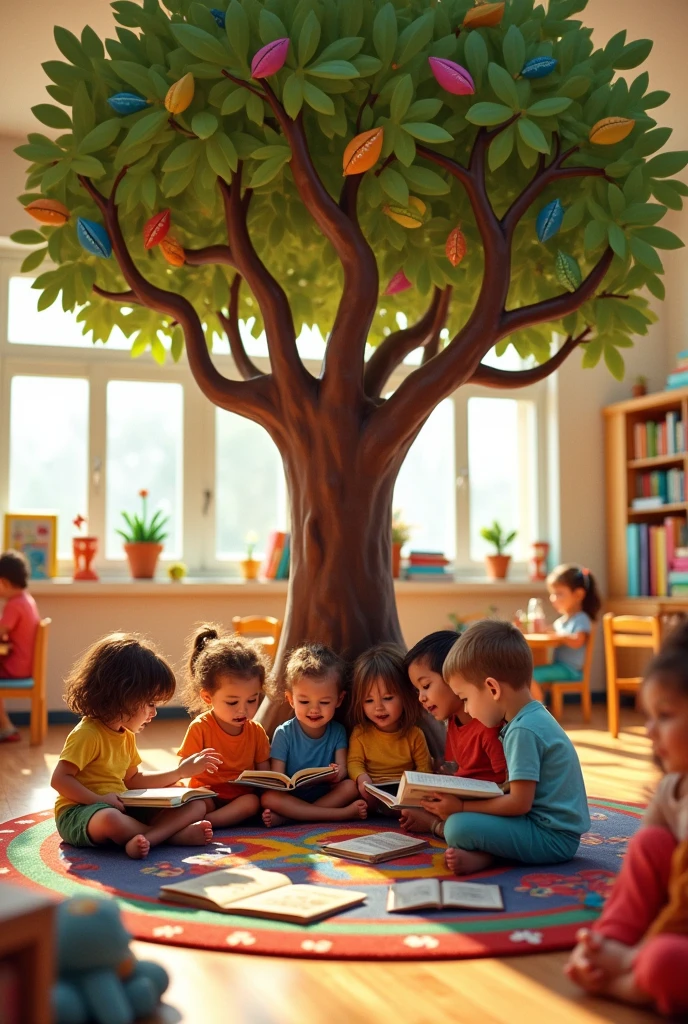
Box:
(120, 787), (216, 807)
(365, 772), (503, 809)
(159, 867), (365, 923)
(387, 879), (504, 913)
(233, 765), (336, 791)
(319, 831), (428, 863)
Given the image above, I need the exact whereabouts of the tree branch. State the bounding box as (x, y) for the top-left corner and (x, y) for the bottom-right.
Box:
(469, 328), (592, 389)
(217, 274), (264, 381)
(364, 287), (451, 398)
(80, 174), (279, 429)
(184, 244), (235, 267)
(93, 286), (141, 305)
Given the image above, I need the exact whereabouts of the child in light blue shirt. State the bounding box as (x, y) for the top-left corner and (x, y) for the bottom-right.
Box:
(421, 620), (590, 876)
(533, 564), (601, 683)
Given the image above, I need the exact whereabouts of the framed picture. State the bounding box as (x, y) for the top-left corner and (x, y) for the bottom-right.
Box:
(3, 513), (58, 579)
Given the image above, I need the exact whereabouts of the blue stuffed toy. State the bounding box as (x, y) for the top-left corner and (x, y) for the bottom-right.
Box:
(53, 897), (169, 1024)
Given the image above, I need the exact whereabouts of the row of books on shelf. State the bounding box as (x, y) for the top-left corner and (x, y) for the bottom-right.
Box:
(666, 349), (688, 390)
(404, 551), (453, 580)
(626, 516), (688, 596)
(633, 411), (684, 459)
(261, 531), (290, 579)
(631, 469), (685, 509)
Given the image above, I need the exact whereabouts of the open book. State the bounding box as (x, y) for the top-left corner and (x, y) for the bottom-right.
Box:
(387, 879), (503, 913)
(319, 831), (428, 863)
(396, 772), (503, 807)
(233, 765), (336, 791)
(160, 867), (365, 923)
(121, 787), (216, 808)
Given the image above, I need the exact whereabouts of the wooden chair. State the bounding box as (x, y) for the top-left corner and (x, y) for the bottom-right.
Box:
(603, 613), (661, 738)
(232, 615), (282, 665)
(538, 625), (597, 723)
(0, 618), (51, 746)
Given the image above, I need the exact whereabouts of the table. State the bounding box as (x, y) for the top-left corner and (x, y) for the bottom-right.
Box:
(522, 632), (559, 703)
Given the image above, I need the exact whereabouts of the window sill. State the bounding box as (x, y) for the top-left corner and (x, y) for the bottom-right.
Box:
(30, 577), (547, 597)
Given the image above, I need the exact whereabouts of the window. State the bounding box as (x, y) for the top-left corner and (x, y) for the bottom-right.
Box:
(9, 375), (89, 558)
(215, 409), (286, 559)
(105, 381), (184, 559)
(8, 276), (131, 349)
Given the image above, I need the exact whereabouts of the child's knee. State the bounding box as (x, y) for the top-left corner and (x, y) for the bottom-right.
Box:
(635, 935), (688, 1012)
(261, 790), (281, 809)
(336, 778), (358, 800)
(244, 793), (260, 814)
(87, 807), (124, 840)
(444, 812), (473, 849)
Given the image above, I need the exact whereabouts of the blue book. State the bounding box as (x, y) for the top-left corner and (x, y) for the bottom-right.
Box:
(275, 534), (290, 579)
(639, 523), (650, 596)
(667, 370), (688, 388)
(406, 565), (448, 574)
(668, 571), (688, 584)
(626, 523), (640, 597)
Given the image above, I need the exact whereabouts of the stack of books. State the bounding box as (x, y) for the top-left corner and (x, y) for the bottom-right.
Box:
(633, 411), (684, 458)
(626, 515), (687, 596)
(404, 550), (452, 580)
(261, 531), (290, 579)
(632, 469), (685, 509)
(666, 350), (688, 390)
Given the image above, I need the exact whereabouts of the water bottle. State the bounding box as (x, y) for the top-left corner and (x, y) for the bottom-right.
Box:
(528, 598), (546, 633)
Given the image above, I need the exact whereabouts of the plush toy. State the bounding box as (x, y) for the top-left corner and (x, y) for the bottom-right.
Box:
(53, 897), (169, 1024)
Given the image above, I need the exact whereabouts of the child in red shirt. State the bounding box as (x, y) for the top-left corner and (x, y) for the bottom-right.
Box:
(0, 551), (40, 742)
(400, 630), (507, 835)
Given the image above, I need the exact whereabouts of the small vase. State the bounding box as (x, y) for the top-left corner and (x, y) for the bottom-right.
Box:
(632, 383), (647, 398)
(73, 537), (99, 581)
(240, 558), (261, 581)
(391, 542), (402, 579)
(485, 554), (511, 580)
(124, 542), (163, 579)
(528, 541), (550, 582)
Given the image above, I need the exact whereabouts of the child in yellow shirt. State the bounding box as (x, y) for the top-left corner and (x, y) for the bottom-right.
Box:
(51, 632), (221, 859)
(348, 643), (432, 809)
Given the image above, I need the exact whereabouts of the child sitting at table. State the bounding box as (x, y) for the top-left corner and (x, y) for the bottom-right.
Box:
(421, 620), (590, 875)
(400, 630), (507, 836)
(261, 643), (367, 827)
(532, 564), (600, 687)
(0, 550), (40, 743)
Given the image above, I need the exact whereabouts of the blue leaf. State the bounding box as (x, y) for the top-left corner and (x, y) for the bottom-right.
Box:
(521, 56), (558, 80)
(536, 198), (565, 242)
(77, 218), (112, 258)
(107, 92), (150, 115)
(210, 8), (226, 29)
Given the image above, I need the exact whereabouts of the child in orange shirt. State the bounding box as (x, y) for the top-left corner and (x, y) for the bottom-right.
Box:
(0, 551), (40, 742)
(177, 624), (271, 829)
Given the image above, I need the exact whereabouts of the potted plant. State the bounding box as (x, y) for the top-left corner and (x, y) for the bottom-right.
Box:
(391, 510), (411, 579)
(241, 531), (261, 580)
(72, 514), (99, 581)
(117, 490), (169, 579)
(632, 375), (648, 398)
(480, 522), (517, 580)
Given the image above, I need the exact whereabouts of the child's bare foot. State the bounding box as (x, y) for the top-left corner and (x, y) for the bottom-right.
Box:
(337, 799), (367, 821)
(125, 834), (150, 859)
(399, 807), (436, 834)
(262, 808), (288, 829)
(169, 820), (213, 846)
(445, 847), (495, 876)
(566, 929), (637, 993)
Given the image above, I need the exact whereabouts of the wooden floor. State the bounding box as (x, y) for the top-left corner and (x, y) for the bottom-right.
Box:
(1, 708), (659, 1024)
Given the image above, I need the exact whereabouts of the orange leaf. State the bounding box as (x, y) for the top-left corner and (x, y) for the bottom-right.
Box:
(342, 128), (384, 176)
(160, 235), (185, 266)
(463, 2), (505, 28)
(25, 198), (70, 225)
(446, 225), (467, 267)
(589, 117), (635, 145)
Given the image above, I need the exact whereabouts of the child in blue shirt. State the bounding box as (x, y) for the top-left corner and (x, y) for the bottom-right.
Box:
(261, 643), (367, 828)
(532, 564), (601, 684)
(421, 619), (590, 876)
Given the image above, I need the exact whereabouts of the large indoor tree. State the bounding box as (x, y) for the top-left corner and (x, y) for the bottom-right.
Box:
(14, 0), (685, 729)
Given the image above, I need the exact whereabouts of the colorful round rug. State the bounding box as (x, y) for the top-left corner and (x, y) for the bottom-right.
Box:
(0, 799), (641, 961)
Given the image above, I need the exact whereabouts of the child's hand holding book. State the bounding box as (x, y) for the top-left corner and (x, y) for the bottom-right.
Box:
(419, 793), (465, 820)
(179, 747), (222, 778)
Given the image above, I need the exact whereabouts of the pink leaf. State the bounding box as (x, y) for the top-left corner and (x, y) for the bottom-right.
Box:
(428, 57), (475, 96)
(384, 270), (413, 296)
(251, 38), (290, 79)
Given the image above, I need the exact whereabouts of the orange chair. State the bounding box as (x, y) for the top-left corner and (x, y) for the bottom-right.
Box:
(232, 615), (282, 665)
(0, 618), (51, 745)
(537, 625), (597, 723)
(603, 613), (661, 738)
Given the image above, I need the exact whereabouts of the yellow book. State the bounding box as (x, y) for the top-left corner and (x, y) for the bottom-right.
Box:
(120, 787), (216, 808)
(233, 765), (336, 791)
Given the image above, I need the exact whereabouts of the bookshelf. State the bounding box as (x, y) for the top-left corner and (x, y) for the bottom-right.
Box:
(604, 387), (688, 610)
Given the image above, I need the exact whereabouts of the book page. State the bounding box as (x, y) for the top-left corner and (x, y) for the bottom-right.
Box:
(403, 773), (502, 794)
(387, 879), (441, 912)
(323, 832), (426, 856)
(122, 788), (213, 804)
(160, 868), (289, 910)
(292, 766), (337, 787)
(363, 783), (398, 808)
(235, 770), (290, 787)
(231, 885), (365, 921)
(441, 881), (503, 911)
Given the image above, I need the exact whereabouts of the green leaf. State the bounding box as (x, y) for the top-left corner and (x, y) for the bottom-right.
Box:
(464, 29), (488, 83)
(10, 230), (45, 246)
(192, 112), (219, 139)
(488, 124), (515, 171)
(561, 199), (586, 232)
(645, 273), (665, 300)
(298, 10), (321, 67)
(248, 153), (289, 188)
(635, 226), (684, 250)
(518, 118), (549, 154)
(81, 25), (104, 61)
(121, 109), (168, 151)
(225, 0), (249, 65)
(259, 9), (287, 45)
(488, 63), (519, 108)
(31, 104), (72, 130)
(162, 139), (201, 172)
(318, 38), (365, 62)
(584, 219), (606, 252)
(171, 326), (184, 363)
(559, 75), (591, 99)
(643, 90), (670, 110)
(396, 12), (434, 67)
(645, 152), (688, 179)
(21, 247), (48, 273)
(379, 167), (409, 206)
(465, 102), (514, 127)
(282, 74), (304, 120)
(41, 161), (71, 191)
(502, 25), (526, 77)
(527, 97), (573, 117)
(405, 98), (442, 122)
(622, 203), (667, 225)
(607, 223), (626, 258)
(54, 26), (89, 68)
(78, 119), (120, 154)
(630, 235), (664, 272)
(303, 80), (335, 115)
(402, 122), (452, 144)
(306, 60), (359, 79)
(171, 24), (228, 64)
(394, 130), (416, 167)
(391, 75), (414, 123)
(399, 165), (449, 195)
(650, 181), (683, 211)
(111, 61), (155, 96)
(246, 92), (264, 125)
(373, 3), (397, 66)
(581, 337), (602, 369)
(352, 55), (382, 77)
(608, 183), (625, 219)
(221, 89), (247, 115)
(604, 345), (625, 381)
(70, 155), (106, 176)
(613, 39), (652, 70)
(634, 126), (672, 157)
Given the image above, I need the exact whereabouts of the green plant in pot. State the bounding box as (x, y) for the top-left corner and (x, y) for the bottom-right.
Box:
(117, 489), (169, 579)
(480, 522), (517, 581)
(391, 511), (411, 579)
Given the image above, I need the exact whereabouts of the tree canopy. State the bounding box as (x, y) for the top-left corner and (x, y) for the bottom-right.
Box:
(13, 0), (686, 381)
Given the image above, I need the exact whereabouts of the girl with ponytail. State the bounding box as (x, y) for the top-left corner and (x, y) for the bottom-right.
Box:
(532, 564), (601, 687)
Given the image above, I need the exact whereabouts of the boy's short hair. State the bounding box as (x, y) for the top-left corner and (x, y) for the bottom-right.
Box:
(283, 642), (346, 694)
(443, 619), (533, 690)
(0, 550), (29, 589)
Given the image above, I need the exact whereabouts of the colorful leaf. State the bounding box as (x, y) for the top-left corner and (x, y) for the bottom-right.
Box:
(446, 225), (467, 267)
(77, 218), (112, 259)
(555, 250), (582, 292)
(160, 235), (185, 266)
(165, 74), (195, 114)
(521, 57), (558, 80)
(25, 198), (70, 226)
(210, 8), (226, 29)
(342, 127), (384, 175)
(384, 270), (412, 295)
(251, 38), (290, 79)
(463, 3), (505, 29)
(107, 93), (150, 115)
(428, 57), (474, 96)
(536, 199), (565, 242)
(589, 117), (635, 145)
(143, 209), (171, 249)
(384, 196), (426, 228)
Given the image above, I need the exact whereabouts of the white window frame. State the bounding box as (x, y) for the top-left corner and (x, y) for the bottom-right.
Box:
(0, 247), (549, 577)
